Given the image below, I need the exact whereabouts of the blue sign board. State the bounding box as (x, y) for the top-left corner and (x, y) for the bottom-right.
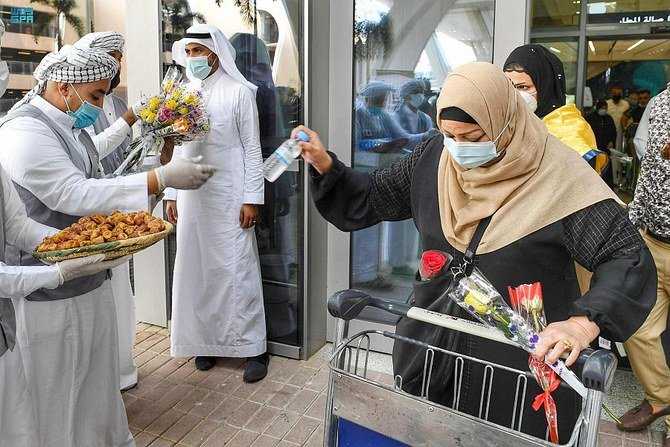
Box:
(10, 7), (34, 24)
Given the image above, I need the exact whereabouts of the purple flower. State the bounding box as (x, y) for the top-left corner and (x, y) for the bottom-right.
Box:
(530, 334), (539, 343)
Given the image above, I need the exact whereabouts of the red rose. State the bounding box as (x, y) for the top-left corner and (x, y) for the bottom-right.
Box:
(419, 250), (449, 281)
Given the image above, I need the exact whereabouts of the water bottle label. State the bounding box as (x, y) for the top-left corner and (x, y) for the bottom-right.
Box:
(274, 146), (293, 166)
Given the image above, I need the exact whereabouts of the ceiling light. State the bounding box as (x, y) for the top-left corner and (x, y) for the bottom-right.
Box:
(588, 41), (595, 53)
(549, 46), (562, 54)
(627, 39), (645, 51)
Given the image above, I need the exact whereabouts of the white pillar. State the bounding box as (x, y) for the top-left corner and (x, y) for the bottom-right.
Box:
(125, 0), (168, 327)
(492, 0), (529, 68)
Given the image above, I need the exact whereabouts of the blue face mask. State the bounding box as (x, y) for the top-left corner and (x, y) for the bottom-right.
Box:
(443, 119), (511, 169)
(597, 109), (608, 116)
(186, 55), (213, 80)
(64, 84), (102, 129)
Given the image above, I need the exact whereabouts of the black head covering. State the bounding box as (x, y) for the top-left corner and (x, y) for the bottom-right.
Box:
(504, 44), (566, 119)
(439, 106), (478, 124)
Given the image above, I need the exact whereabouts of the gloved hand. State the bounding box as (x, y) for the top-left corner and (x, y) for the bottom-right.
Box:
(131, 96), (147, 118)
(154, 156), (217, 191)
(55, 254), (130, 285)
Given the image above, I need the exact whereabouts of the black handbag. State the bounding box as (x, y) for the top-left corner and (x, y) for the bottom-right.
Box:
(392, 216), (492, 402)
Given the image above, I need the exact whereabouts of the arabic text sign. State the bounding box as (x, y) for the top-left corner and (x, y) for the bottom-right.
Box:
(588, 10), (670, 25)
(10, 7), (34, 24)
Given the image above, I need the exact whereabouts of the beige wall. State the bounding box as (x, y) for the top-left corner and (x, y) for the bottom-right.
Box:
(92, 0), (128, 94)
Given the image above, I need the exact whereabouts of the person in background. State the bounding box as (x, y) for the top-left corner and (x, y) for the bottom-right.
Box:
(625, 90), (639, 108)
(504, 44), (608, 177)
(167, 24), (269, 382)
(607, 85), (630, 152)
(230, 32), (283, 156)
(623, 89), (651, 152)
(355, 80), (435, 154)
(394, 79), (434, 135)
(0, 44), (214, 446)
(586, 100), (617, 188)
(76, 30), (142, 393)
(418, 78), (438, 128)
(623, 87), (670, 447)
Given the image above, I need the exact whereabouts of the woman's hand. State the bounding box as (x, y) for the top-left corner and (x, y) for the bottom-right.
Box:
(291, 125), (333, 175)
(535, 316), (600, 366)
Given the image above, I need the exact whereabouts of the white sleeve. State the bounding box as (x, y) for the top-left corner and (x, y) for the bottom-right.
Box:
(1, 170), (55, 252)
(86, 118), (132, 160)
(235, 87), (264, 205)
(163, 146), (183, 201)
(0, 263), (60, 299)
(0, 117), (149, 216)
(634, 97), (653, 160)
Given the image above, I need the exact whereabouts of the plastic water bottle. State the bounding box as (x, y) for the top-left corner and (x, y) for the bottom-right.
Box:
(262, 130), (310, 182)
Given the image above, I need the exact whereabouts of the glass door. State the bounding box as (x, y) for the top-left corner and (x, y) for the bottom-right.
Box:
(161, 0), (305, 356)
(350, 0), (495, 303)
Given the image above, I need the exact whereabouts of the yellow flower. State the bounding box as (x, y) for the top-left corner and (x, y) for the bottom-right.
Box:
(178, 106), (189, 115)
(183, 93), (196, 105)
(171, 89), (183, 101)
(463, 290), (491, 315)
(139, 108), (152, 121)
(149, 97), (161, 112)
(164, 100), (177, 110)
(145, 111), (157, 124)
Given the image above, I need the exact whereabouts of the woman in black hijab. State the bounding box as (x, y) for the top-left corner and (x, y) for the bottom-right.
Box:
(504, 44), (566, 119)
(504, 44), (608, 180)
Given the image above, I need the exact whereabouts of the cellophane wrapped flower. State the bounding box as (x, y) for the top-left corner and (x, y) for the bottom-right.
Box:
(114, 66), (211, 174)
(419, 250), (452, 281)
(447, 268), (590, 412)
(509, 283), (559, 444)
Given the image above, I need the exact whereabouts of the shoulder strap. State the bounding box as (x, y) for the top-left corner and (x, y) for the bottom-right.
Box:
(464, 215), (492, 265)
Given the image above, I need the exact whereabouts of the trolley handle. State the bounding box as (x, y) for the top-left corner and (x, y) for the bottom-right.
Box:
(328, 289), (618, 393)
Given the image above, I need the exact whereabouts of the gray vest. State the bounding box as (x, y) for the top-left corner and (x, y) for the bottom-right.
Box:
(0, 176), (13, 357)
(94, 94), (131, 174)
(0, 103), (108, 302)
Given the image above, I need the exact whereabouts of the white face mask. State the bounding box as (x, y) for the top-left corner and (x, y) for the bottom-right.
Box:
(518, 90), (537, 113)
(0, 60), (8, 98)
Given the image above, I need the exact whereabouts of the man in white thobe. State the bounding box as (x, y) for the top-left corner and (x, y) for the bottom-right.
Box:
(0, 24), (125, 445)
(166, 24), (268, 382)
(607, 85), (630, 152)
(0, 44), (215, 446)
(77, 31), (141, 391)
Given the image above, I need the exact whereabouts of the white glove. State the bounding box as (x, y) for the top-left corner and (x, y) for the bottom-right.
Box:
(154, 156), (217, 191)
(55, 254), (130, 285)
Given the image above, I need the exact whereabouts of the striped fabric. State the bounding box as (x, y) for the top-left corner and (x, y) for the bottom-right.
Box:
(75, 31), (125, 53)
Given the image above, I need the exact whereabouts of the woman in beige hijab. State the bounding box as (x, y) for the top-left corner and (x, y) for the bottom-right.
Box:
(295, 62), (655, 441)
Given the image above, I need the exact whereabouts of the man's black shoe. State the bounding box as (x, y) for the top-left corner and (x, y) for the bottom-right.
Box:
(243, 353), (269, 383)
(195, 356), (216, 371)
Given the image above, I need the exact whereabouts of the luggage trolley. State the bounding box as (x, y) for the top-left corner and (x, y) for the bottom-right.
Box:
(323, 290), (618, 447)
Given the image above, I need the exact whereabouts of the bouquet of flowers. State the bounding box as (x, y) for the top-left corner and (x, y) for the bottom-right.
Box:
(114, 66), (210, 174)
(508, 283), (559, 443)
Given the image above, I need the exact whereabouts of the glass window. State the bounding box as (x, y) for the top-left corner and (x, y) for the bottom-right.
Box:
(351, 0), (494, 301)
(160, 0), (304, 347)
(587, 0), (670, 14)
(530, 39), (580, 103)
(531, 0), (580, 29)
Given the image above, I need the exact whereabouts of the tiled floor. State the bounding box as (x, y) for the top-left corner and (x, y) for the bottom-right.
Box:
(126, 323), (667, 446)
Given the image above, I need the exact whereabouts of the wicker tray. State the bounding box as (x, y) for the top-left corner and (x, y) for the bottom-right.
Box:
(32, 221), (174, 262)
